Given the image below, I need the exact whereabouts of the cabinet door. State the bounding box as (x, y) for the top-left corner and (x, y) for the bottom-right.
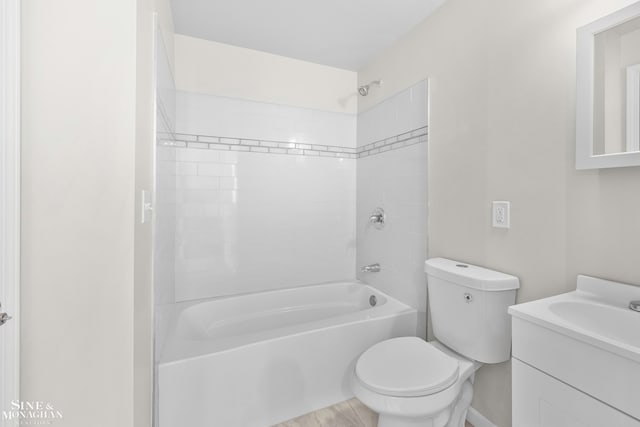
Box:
(512, 358), (640, 427)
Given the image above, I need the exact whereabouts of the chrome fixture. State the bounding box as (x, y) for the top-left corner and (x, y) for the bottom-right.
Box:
(358, 80), (382, 96)
(630, 301), (640, 312)
(361, 263), (381, 273)
(369, 295), (378, 307)
(0, 302), (11, 327)
(369, 207), (385, 229)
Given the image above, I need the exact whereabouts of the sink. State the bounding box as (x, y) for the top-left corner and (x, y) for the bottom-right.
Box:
(509, 275), (640, 421)
(548, 300), (640, 349)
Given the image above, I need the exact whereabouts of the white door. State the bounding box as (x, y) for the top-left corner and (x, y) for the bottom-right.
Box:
(0, 0), (21, 424)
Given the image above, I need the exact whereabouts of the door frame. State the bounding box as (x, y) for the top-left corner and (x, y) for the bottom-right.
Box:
(0, 0), (21, 418)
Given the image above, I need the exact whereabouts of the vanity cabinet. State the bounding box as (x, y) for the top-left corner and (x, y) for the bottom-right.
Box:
(508, 275), (640, 426)
(512, 358), (638, 427)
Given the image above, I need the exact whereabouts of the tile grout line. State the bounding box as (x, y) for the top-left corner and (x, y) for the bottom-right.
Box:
(157, 125), (428, 159)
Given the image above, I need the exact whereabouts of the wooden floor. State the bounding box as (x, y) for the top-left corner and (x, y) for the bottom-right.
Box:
(273, 398), (473, 427)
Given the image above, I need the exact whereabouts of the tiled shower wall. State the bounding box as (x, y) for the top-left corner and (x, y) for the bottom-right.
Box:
(172, 92), (357, 301)
(356, 81), (429, 337)
(156, 83), (427, 313)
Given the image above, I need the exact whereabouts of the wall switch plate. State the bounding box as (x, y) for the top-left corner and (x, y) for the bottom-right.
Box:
(492, 201), (510, 228)
(141, 190), (153, 224)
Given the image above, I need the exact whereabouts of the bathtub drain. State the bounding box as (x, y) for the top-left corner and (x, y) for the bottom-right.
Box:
(369, 295), (377, 307)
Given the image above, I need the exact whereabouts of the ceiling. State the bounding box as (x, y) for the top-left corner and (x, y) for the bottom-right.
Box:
(171, 0), (446, 71)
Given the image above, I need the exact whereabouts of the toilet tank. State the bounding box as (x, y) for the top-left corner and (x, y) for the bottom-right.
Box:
(425, 258), (519, 364)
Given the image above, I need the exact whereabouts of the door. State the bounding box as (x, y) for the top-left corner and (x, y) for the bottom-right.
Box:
(0, 0), (21, 425)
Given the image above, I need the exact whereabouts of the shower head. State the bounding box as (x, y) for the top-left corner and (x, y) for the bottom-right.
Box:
(358, 80), (382, 96)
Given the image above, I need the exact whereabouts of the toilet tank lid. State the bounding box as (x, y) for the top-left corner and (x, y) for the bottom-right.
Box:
(425, 258), (520, 291)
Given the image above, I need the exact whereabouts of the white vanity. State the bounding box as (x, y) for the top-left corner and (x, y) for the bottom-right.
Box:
(509, 275), (640, 427)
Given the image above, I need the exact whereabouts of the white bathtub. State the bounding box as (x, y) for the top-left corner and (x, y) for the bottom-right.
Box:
(158, 281), (417, 427)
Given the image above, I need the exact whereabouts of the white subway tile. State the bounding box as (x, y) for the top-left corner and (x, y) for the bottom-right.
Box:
(188, 142), (209, 149)
(230, 145), (251, 152)
(259, 141), (279, 148)
(198, 135), (219, 143)
(218, 152), (239, 163)
(219, 177), (238, 190)
(209, 143), (230, 151)
(175, 162), (197, 176)
(176, 148), (220, 162)
(197, 163), (235, 177)
(220, 137), (240, 145)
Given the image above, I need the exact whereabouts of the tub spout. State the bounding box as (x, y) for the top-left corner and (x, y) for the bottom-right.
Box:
(361, 263), (381, 273)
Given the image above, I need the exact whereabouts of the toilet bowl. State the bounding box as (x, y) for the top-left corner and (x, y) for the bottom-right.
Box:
(352, 338), (480, 427)
(352, 258), (519, 427)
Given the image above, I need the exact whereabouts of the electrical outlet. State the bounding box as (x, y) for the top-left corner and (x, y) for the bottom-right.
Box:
(492, 201), (510, 228)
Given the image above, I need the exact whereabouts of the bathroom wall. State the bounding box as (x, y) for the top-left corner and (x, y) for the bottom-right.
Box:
(358, 0), (640, 425)
(174, 34), (357, 114)
(21, 0), (172, 425)
(173, 92), (356, 301)
(356, 81), (429, 337)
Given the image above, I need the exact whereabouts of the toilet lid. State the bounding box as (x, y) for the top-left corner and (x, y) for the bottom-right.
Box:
(355, 337), (459, 397)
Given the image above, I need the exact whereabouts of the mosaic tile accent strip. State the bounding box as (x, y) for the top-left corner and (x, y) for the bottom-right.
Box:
(157, 125), (428, 159)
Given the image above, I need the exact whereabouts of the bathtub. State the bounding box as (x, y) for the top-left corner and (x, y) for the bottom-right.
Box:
(158, 281), (417, 427)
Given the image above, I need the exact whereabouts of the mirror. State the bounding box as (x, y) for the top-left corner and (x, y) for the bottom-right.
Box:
(576, 2), (640, 169)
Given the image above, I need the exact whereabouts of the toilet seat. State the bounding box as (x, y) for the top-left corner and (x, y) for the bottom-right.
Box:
(355, 337), (459, 397)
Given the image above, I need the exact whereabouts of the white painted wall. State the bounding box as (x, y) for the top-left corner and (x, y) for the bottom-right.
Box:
(21, 0), (173, 426)
(358, 0), (640, 425)
(356, 81), (429, 337)
(0, 0), (21, 420)
(174, 35), (358, 114)
(21, 1), (137, 425)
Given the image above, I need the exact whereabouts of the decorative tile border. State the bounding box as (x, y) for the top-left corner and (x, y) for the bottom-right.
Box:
(158, 134), (358, 159)
(157, 125), (428, 159)
(358, 126), (427, 158)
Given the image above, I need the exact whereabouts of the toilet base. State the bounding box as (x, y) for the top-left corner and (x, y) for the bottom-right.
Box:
(374, 379), (473, 427)
(378, 408), (451, 427)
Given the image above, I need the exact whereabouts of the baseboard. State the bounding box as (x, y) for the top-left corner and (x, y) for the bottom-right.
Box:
(467, 407), (498, 427)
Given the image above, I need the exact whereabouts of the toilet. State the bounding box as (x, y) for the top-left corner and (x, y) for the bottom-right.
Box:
(352, 258), (519, 427)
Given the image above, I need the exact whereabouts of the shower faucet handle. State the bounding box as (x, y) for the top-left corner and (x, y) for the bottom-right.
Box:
(361, 264), (381, 273)
(369, 208), (385, 229)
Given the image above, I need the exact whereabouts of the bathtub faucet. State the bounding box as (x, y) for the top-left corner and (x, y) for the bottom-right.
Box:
(361, 263), (381, 273)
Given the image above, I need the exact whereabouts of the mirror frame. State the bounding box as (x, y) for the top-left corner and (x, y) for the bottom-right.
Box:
(576, 1), (640, 169)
